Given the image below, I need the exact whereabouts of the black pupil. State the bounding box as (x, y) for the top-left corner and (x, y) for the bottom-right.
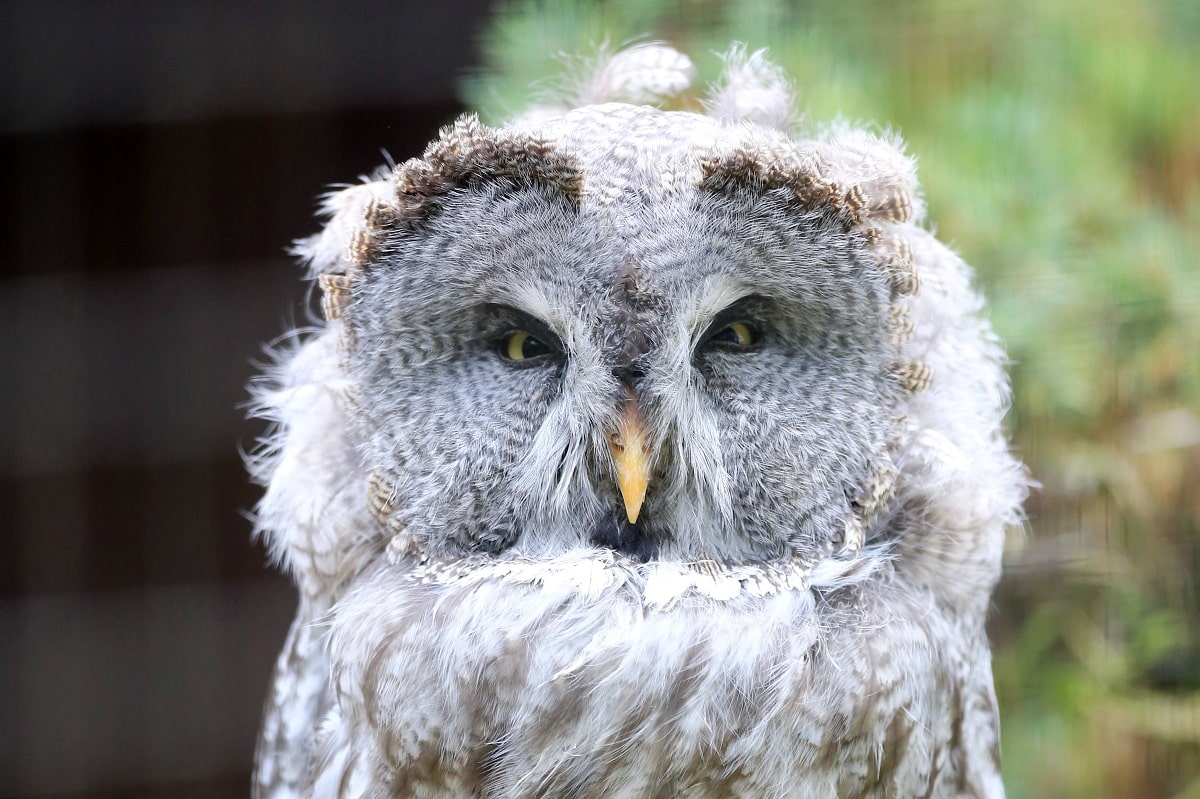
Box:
(713, 326), (740, 344)
(521, 334), (551, 358)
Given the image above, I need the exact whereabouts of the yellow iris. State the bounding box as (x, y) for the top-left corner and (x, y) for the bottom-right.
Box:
(722, 322), (755, 347)
(502, 330), (552, 361)
(709, 321), (756, 348)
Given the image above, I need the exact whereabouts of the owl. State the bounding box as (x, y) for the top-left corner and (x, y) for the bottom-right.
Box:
(248, 45), (1027, 798)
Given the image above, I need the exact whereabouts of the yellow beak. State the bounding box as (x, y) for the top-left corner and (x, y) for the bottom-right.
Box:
(609, 396), (650, 524)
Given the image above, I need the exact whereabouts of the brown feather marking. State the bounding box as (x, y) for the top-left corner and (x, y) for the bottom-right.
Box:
(351, 200), (402, 267)
(876, 235), (919, 298)
(392, 114), (583, 224)
(888, 304), (914, 345)
(367, 469), (399, 524)
(852, 456), (900, 534)
(896, 360), (934, 394)
(698, 147), (869, 230)
(318, 274), (352, 321)
(870, 188), (914, 223)
(840, 184), (868, 222)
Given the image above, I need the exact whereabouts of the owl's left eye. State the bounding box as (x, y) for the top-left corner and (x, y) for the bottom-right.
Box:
(699, 319), (762, 354)
(706, 321), (758, 349)
(499, 330), (555, 362)
(697, 297), (768, 356)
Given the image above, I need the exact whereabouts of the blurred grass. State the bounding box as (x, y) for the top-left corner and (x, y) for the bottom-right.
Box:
(467, 1), (1200, 796)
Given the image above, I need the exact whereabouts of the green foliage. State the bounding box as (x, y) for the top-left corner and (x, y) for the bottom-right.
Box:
(469, 1), (1200, 795)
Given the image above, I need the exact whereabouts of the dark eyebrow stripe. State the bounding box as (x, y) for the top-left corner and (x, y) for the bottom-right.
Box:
(696, 147), (866, 230)
(343, 115), (585, 270)
(394, 114), (584, 223)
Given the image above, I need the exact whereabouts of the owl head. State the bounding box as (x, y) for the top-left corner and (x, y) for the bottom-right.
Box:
(262, 44), (1024, 609)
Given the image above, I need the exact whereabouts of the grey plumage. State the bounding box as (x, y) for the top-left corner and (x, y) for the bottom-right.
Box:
(249, 44), (1027, 798)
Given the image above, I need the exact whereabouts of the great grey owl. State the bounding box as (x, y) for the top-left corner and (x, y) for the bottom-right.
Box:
(249, 44), (1027, 798)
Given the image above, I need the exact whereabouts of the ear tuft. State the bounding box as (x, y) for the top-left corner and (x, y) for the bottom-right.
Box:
(580, 42), (696, 106)
(704, 44), (795, 130)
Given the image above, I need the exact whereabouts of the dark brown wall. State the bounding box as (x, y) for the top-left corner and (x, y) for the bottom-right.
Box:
(0, 2), (493, 796)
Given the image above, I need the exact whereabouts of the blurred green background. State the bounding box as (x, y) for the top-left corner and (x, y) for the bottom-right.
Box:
(470, 1), (1200, 796)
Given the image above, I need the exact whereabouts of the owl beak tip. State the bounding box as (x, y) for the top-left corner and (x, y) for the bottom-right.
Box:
(615, 453), (649, 524)
(610, 402), (650, 525)
(621, 478), (647, 524)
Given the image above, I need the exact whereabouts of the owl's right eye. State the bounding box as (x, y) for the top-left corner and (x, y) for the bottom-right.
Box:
(499, 330), (555, 362)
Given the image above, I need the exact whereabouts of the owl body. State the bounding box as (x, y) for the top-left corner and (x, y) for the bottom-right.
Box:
(250, 46), (1025, 799)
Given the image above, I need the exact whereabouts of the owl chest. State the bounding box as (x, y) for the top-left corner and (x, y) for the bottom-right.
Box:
(327, 570), (965, 798)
